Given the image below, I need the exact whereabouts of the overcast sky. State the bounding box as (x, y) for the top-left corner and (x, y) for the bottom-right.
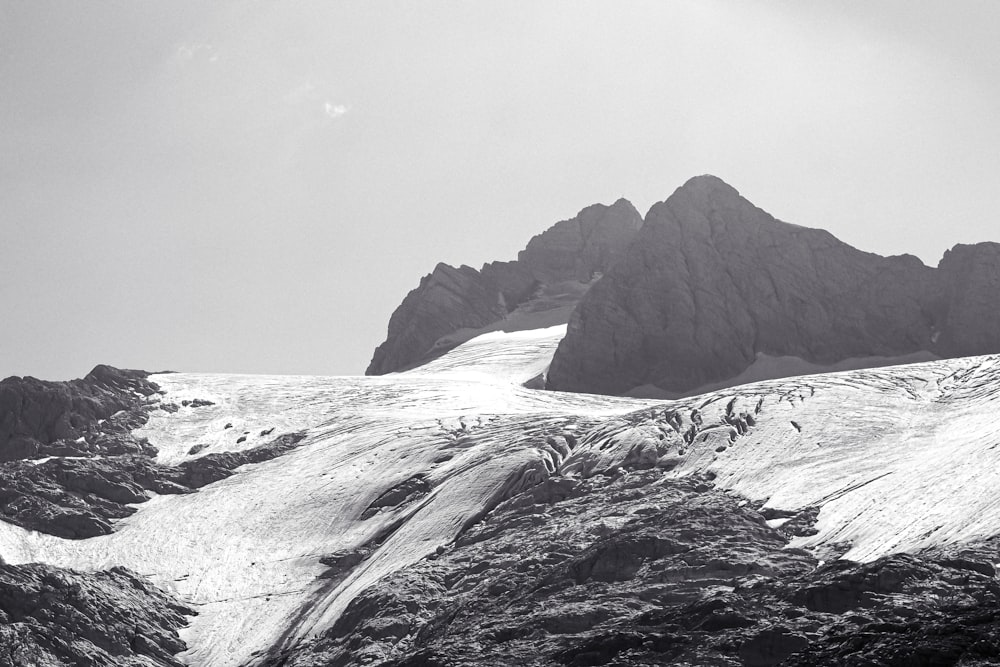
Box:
(2, 1), (999, 380)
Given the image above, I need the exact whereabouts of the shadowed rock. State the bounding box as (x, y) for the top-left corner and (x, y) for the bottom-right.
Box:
(547, 175), (1000, 396)
(0, 561), (192, 666)
(265, 468), (1000, 667)
(0, 365), (159, 461)
(367, 199), (642, 375)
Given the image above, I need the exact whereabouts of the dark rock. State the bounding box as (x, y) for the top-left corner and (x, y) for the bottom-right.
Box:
(0, 561), (192, 666)
(367, 199), (642, 375)
(180, 398), (215, 408)
(935, 242), (1000, 357)
(361, 475), (431, 520)
(739, 627), (810, 666)
(547, 175), (1000, 396)
(366, 263), (511, 375)
(516, 198), (644, 284)
(0, 432), (307, 538)
(0, 365), (158, 461)
(266, 465), (1000, 667)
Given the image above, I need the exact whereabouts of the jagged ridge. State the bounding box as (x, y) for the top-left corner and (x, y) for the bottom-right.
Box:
(547, 175), (1000, 396)
(366, 198), (642, 375)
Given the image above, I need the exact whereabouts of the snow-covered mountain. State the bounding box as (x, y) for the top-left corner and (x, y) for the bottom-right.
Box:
(3, 324), (1000, 665)
(3, 175), (1000, 665)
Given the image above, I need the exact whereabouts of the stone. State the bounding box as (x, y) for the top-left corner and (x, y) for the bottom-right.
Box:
(266, 469), (1000, 667)
(547, 175), (1000, 396)
(0, 364), (158, 461)
(0, 561), (192, 666)
(367, 199), (642, 375)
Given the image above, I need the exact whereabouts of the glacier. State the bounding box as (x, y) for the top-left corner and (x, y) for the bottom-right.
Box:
(1, 322), (999, 665)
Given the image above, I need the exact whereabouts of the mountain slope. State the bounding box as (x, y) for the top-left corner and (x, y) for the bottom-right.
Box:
(3, 330), (1000, 665)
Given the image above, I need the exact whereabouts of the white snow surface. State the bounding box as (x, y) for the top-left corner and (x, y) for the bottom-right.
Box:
(1, 322), (999, 666)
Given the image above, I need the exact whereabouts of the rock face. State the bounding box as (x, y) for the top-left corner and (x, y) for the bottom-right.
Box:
(366, 199), (642, 375)
(366, 263), (512, 376)
(271, 468), (1000, 667)
(0, 364), (159, 461)
(517, 199), (644, 283)
(0, 561), (192, 666)
(936, 242), (1000, 357)
(0, 431), (307, 539)
(548, 175), (1000, 396)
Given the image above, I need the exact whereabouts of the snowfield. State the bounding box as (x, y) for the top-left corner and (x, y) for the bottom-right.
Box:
(1, 323), (999, 666)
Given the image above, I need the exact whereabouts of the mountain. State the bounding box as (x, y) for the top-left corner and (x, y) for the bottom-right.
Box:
(547, 176), (1000, 396)
(3, 175), (1000, 665)
(366, 198), (642, 375)
(4, 334), (1000, 665)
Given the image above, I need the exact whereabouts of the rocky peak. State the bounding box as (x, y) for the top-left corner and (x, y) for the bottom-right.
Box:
(547, 178), (1000, 396)
(366, 264), (508, 375)
(935, 242), (1000, 356)
(517, 198), (642, 283)
(366, 199), (643, 375)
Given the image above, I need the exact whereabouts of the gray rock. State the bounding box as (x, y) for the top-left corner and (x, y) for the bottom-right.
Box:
(367, 200), (642, 375)
(366, 263), (510, 375)
(548, 175), (999, 396)
(517, 198), (643, 283)
(935, 242), (1000, 356)
(0, 561), (192, 666)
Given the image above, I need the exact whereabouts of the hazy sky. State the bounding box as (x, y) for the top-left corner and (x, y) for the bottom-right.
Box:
(3, 1), (999, 380)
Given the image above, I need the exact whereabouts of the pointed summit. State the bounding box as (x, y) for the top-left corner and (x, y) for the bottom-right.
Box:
(548, 177), (946, 396)
(367, 197), (643, 375)
(676, 174), (741, 199)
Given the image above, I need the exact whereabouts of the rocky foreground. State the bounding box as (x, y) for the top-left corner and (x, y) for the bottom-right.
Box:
(0, 561), (192, 666)
(282, 470), (1000, 666)
(0, 366), (310, 665)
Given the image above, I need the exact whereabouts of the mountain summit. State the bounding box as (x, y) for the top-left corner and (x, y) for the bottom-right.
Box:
(3, 175), (1000, 666)
(366, 197), (642, 375)
(370, 174), (1000, 395)
(546, 176), (1000, 395)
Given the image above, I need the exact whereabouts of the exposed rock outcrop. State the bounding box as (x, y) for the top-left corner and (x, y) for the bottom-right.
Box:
(0, 561), (192, 666)
(548, 175), (1000, 396)
(517, 199), (644, 283)
(367, 199), (642, 375)
(0, 365), (308, 538)
(935, 242), (1000, 357)
(366, 264), (512, 376)
(0, 364), (159, 461)
(0, 430), (307, 539)
(269, 467), (1000, 667)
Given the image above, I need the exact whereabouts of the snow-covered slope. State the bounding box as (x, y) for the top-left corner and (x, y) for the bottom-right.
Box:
(1, 323), (999, 666)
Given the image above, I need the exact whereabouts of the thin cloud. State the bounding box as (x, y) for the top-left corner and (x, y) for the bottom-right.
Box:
(324, 102), (349, 119)
(174, 43), (218, 64)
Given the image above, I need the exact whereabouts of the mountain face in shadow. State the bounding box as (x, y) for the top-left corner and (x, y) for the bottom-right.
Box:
(366, 198), (643, 375)
(546, 175), (1000, 396)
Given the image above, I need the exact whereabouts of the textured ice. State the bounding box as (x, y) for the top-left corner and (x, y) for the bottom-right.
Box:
(0, 324), (998, 666)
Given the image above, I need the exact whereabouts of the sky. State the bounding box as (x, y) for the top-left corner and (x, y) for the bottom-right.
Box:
(2, 1), (999, 381)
